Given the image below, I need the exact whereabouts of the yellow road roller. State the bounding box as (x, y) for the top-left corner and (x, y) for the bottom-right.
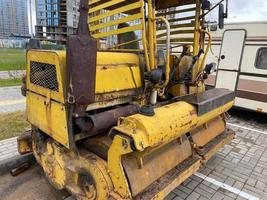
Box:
(18, 0), (234, 199)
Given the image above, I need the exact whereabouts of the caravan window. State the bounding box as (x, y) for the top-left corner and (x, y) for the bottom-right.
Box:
(255, 48), (267, 69)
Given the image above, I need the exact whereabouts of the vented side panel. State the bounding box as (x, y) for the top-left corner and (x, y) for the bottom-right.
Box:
(30, 61), (59, 91)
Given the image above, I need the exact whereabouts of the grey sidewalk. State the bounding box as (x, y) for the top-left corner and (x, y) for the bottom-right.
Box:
(0, 70), (25, 79)
(0, 86), (23, 101)
(0, 86), (25, 113)
(0, 137), (18, 162)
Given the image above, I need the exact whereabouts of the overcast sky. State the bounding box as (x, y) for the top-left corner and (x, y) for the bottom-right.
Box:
(209, 0), (267, 22)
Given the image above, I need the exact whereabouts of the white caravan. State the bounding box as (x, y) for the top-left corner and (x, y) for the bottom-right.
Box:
(205, 21), (267, 113)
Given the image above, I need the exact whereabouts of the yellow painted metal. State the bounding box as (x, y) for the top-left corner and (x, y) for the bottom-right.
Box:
(17, 131), (32, 155)
(122, 136), (192, 197)
(199, 29), (212, 74)
(88, 0), (144, 45)
(96, 65), (141, 93)
(193, 0), (200, 53)
(27, 91), (69, 147)
(192, 0), (201, 82)
(26, 50), (69, 147)
(97, 51), (140, 65)
(156, 0), (196, 9)
(89, 2), (141, 23)
(191, 116), (225, 147)
(90, 13), (142, 32)
(201, 130), (235, 162)
(107, 121), (234, 199)
(169, 84), (187, 97)
(107, 135), (133, 199)
(18, 139), (32, 155)
(95, 52), (142, 93)
(106, 99), (233, 198)
(110, 38), (142, 49)
(27, 50), (142, 96)
(189, 81), (205, 94)
(89, 0), (102, 6)
(150, 131), (235, 200)
(140, 0), (151, 71)
(33, 138), (113, 200)
(26, 50), (66, 103)
(89, 0), (126, 14)
(24, 1), (236, 200)
(106, 49), (144, 53)
(150, 159), (201, 200)
(147, 0), (157, 70)
(92, 24), (142, 39)
(157, 22), (195, 31)
(26, 50), (142, 148)
(88, 0), (151, 70)
(111, 101), (234, 151)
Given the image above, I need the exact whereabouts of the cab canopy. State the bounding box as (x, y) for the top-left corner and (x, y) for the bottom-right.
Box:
(89, 0), (200, 70)
(89, 0), (196, 13)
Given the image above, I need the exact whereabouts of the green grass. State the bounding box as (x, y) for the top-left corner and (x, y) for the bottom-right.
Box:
(0, 48), (26, 71)
(0, 78), (22, 87)
(0, 111), (29, 140)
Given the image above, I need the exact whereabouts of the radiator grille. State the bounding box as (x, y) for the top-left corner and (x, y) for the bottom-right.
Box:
(30, 61), (59, 91)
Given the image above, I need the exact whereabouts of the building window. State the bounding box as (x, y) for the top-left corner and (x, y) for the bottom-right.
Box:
(255, 48), (267, 70)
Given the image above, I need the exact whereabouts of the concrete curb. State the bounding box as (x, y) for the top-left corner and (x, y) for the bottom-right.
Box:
(0, 70), (25, 79)
(0, 136), (19, 161)
(0, 153), (35, 176)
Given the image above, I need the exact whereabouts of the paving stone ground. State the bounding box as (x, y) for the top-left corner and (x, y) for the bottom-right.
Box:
(0, 86), (25, 113)
(166, 110), (267, 200)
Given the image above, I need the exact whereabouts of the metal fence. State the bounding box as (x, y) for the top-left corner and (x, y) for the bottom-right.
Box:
(0, 39), (28, 49)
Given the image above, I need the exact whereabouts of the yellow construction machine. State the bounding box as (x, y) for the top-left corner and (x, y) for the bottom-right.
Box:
(18, 0), (234, 199)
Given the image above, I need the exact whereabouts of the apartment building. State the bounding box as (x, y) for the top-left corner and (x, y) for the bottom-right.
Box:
(0, 0), (29, 38)
(35, 0), (79, 42)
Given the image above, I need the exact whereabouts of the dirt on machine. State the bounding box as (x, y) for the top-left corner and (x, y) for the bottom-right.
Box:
(17, 0), (234, 199)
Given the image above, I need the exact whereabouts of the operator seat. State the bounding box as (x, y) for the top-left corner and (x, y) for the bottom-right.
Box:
(117, 23), (140, 49)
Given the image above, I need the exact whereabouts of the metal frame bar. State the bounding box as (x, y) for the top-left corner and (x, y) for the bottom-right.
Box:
(88, 0), (152, 71)
(147, 0), (157, 70)
(92, 24), (142, 38)
(156, 16), (170, 88)
(89, 1), (141, 23)
(89, 0), (126, 14)
(156, 7), (195, 16)
(90, 13), (142, 31)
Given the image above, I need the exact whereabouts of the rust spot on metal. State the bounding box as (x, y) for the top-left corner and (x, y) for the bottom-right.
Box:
(66, 0), (97, 114)
(180, 120), (192, 127)
(10, 163), (32, 176)
(190, 109), (197, 115)
(17, 131), (33, 155)
(75, 105), (139, 137)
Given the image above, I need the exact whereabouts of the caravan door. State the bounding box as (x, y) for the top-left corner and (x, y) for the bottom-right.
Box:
(215, 30), (246, 91)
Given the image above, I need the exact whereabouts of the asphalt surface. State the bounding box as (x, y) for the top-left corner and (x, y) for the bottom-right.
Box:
(0, 164), (70, 200)
(0, 109), (266, 200)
